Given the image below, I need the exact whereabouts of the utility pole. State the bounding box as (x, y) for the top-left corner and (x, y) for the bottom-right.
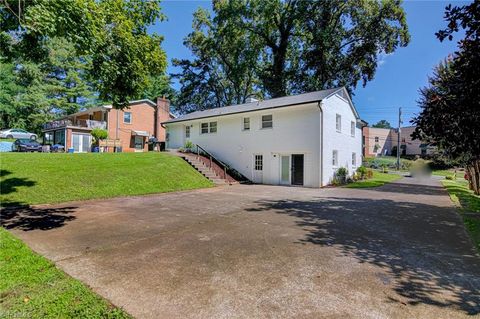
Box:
(397, 107), (402, 170)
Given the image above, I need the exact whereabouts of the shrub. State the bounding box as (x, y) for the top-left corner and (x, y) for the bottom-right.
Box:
(366, 168), (374, 179)
(184, 141), (194, 151)
(356, 166), (368, 179)
(335, 167), (348, 184)
(91, 128), (108, 145)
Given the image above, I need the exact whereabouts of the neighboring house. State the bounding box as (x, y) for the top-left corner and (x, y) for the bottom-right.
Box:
(163, 87), (364, 187)
(363, 125), (435, 157)
(363, 127), (396, 157)
(42, 99), (173, 152)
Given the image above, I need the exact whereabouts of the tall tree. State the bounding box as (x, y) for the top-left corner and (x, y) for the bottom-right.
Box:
(413, 1), (480, 194)
(0, 37), (97, 132)
(372, 120), (392, 129)
(137, 74), (177, 104)
(1, 0), (167, 109)
(173, 5), (261, 113)
(174, 0), (409, 112)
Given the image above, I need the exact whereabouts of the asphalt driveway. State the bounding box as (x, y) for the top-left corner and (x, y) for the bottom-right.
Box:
(2, 177), (479, 318)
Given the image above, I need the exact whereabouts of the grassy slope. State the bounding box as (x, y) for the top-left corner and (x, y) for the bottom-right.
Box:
(345, 171), (402, 188)
(442, 179), (480, 251)
(0, 228), (131, 318)
(1, 152), (212, 207)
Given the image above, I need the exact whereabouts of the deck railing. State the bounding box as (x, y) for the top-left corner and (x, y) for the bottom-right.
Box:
(43, 119), (106, 130)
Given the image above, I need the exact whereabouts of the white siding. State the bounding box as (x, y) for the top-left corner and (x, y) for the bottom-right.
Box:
(166, 92), (362, 188)
(321, 94), (362, 186)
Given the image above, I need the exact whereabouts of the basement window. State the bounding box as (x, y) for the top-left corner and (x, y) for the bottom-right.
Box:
(336, 114), (341, 132)
(351, 121), (355, 137)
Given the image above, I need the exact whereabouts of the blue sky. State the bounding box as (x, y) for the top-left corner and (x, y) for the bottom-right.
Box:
(150, 0), (467, 126)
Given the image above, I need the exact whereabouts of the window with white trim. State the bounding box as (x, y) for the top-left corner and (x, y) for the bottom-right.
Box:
(332, 150), (338, 166)
(209, 121), (217, 133)
(185, 125), (190, 138)
(123, 112), (132, 124)
(352, 152), (356, 166)
(243, 117), (250, 130)
(201, 123), (209, 134)
(254, 154), (263, 170)
(351, 121), (355, 137)
(200, 122), (217, 134)
(261, 115), (273, 129)
(336, 114), (341, 132)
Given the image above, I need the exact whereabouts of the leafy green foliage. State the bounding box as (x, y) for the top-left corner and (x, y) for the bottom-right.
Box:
(1, 0), (167, 109)
(371, 120), (392, 129)
(345, 171), (402, 188)
(91, 128), (108, 143)
(0, 228), (131, 318)
(174, 0), (409, 111)
(0, 38), (96, 132)
(413, 1), (480, 194)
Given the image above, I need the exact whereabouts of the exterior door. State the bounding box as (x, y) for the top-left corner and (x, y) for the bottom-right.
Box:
(134, 136), (144, 152)
(280, 155), (290, 184)
(72, 133), (91, 152)
(253, 154), (263, 183)
(291, 154), (304, 186)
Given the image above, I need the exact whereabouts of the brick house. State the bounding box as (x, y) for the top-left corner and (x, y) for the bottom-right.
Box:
(42, 98), (173, 152)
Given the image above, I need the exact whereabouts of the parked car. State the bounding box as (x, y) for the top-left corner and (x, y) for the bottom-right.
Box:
(12, 139), (43, 152)
(0, 128), (37, 140)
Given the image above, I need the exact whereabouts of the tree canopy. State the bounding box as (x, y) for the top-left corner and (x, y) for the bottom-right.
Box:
(174, 0), (410, 112)
(1, 0), (167, 109)
(412, 1), (480, 194)
(372, 120), (392, 129)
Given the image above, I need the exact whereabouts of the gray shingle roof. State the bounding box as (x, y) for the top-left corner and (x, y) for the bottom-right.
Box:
(163, 87), (344, 124)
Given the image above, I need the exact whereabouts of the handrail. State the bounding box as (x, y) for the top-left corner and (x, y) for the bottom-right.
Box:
(195, 144), (228, 179)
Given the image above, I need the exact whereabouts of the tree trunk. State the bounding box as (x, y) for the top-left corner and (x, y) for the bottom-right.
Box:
(466, 159), (480, 195)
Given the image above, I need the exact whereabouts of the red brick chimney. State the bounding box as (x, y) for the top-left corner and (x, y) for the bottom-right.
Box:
(155, 97), (170, 142)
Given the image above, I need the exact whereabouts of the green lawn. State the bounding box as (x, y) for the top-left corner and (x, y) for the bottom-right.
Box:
(442, 178), (480, 251)
(0, 228), (131, 318)
(1, 152), (212, 207)
(432, 169), (462, 177)
(345, 171), (403, 188)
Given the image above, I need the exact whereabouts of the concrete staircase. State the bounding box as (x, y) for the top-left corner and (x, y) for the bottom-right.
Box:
(182, 154), (230, 185)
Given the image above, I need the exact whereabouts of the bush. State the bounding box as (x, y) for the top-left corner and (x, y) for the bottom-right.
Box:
(366, 168), (374, 179)
(91, 128), (108, 144)
(356, 166), (368, 179)
(184, 141), (194, 151)
(335, 167), (348, 185)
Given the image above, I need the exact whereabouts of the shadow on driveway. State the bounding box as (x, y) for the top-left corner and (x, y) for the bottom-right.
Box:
(246, 195), (480, 316)
(0, 205), (77, 231)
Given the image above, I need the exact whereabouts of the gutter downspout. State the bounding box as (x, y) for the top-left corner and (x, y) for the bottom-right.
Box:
(318, 101), (324, 187)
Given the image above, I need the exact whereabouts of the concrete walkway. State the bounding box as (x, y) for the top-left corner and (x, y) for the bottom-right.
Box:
(2, 177), (479, 318)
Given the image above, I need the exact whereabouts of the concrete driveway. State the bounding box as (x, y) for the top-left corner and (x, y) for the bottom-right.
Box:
(2, 177), (479, 318)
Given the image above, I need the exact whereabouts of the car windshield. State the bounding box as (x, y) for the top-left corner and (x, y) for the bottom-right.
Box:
(17, 139), (32, 143)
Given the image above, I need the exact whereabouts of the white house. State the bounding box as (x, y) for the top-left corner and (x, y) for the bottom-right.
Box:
(163, 87), (363, 187)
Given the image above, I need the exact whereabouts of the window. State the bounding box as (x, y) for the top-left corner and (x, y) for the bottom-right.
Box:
(375, 136), (379, 143)
(209, 121), (217, 133)
(336, 114), (341, 132)
(261, 115), (273, 129)
(254, 155), (263, 171)
(123, 112), (132, 124)
(332, 150), (338, 167)
(185, 126), (190, 138)
(243, 117), (250, 130)
(352, 152), (356, 166)
(351, 121), (355, 137)
(200, 122), (217, 134)
(201, 123), (209, 134)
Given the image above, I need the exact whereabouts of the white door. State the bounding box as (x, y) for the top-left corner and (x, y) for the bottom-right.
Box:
(72, 133), (91, 152)
(134, 136), (144, 152)
(280, 155), (290, 185)
(253, 154), (263, 183)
